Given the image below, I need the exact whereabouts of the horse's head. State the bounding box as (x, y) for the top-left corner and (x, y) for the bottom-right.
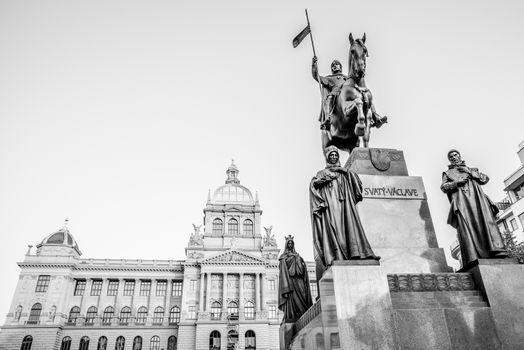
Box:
(348, 33), (368, 80)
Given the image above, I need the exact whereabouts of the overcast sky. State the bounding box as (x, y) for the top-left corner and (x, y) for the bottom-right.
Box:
(1, 0), (523, 319)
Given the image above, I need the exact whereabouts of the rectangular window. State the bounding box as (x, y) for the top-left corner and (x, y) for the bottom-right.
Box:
(310, 281), (318, 300)
(107, 280), (119, 296)
(91, 280), (103, 296)
(74, 280), (86, 296)
(172, 281), (183, 296)
(190, 280), (196, 291)
(268, 305), (277, 319)
(35, 275), (51, 292)
(519, 213), (524, 230)
(511, 218), (518, 231)
(140, 280), (151, 296)
(188, 305), (196, 319)
(123, 280), (135, 296)
(156, 280), (167, 296)
(268, 280), (276, 290)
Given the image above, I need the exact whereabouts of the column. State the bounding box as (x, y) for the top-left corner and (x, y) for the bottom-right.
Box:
(206, 273), (212, 311)
(255, 273), (260, 312)
(260, 273), (266, 311)
(222, 273), (228, 312)
(199, 272), (205, 312)
(239, 273), (244, 316)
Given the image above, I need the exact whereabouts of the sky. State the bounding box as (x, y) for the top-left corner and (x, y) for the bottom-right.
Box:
(1, 0), (523, 320)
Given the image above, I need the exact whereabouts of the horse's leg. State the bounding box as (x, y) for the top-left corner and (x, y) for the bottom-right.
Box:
(362, 110), (372, 148)
(354, 98), (366, 137)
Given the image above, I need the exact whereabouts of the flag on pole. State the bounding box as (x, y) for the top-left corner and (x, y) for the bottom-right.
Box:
(292, 25), (311, 48)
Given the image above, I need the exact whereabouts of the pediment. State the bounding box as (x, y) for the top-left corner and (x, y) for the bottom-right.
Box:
(201, 250), (267, 265)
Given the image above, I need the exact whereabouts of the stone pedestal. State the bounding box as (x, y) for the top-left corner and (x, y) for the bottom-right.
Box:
(464, 259), (524, 349)
(347, 148), (450, 273)
(279, 322), (294, 350)
(319, 261), (399, 350)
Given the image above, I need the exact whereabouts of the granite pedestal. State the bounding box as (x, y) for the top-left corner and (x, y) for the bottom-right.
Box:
(318, 261), (399, 350)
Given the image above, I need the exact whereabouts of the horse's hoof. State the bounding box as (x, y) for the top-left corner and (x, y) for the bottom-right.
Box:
(355, 124), (365, 136)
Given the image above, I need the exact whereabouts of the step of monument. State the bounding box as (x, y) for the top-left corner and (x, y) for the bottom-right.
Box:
(390, 291), (488, 310)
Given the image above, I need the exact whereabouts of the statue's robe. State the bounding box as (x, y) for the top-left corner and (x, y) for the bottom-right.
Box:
(315, 73), (347, 129)
(441, 163), (507, 265)
(309, 165), (377, 268)
(278, 250), (313, 323)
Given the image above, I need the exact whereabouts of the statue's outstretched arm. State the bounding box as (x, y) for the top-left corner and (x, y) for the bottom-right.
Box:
(312, 56), (319, 82)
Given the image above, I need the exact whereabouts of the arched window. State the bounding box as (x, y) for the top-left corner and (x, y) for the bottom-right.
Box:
(243, 219), (253, 235)
(60, 336), (72, 350)
(102, 306), (114, 325)
(115, 336), (125, 350)
(68, 306), (80, 324)
(133, 336), (143, 350)
(211, 301), (221, 320)
(85, 306), (97, 325)
(153, 306), (164, 325)
(97, 336), (107, 350)
(136, 306), (148, 324)
(245, 330), (256, 349)
(20, 335), (33, 350)
(227, 301), (238, 319)
(150, 336), (160, 350)
(212, 218), (223, 235)
(120, 306), (131, 324)
(227, 219), (238, 235)
(79, 336), (90, 350)
(209, 331), (221, 350)
(244, 301), (255, 320)
(28, 303), (42, 324)
(14, 305), (22, 322)
(167, 336), (177, 350)
(169, 306), (180, 324)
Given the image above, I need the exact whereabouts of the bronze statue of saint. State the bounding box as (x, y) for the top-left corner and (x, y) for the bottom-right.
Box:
(309, 146), (379, 269)
(441, 150), (507, 266)
(312, 56), (348, 130)
(278, 235), (313, 323)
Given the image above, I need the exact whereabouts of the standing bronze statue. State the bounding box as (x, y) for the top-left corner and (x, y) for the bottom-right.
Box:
(441, 150), (507, 266)
(309, 146), (379, 269)
(313, 33), (387, 154)
(278, 235), (313, 323)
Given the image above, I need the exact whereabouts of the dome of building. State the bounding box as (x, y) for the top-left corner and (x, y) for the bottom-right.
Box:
(37, 219), (79, 251)
(212, 161), (255, 205)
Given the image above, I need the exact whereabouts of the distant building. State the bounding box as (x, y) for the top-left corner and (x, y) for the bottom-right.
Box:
(0, 162), (317, 350)
(451, 140), (524, 266)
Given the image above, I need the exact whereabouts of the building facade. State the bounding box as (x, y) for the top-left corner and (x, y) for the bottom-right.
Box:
(0, 163), (317, 350)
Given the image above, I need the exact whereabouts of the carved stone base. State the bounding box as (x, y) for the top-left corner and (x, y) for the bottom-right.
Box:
(346, 147), (451, 274)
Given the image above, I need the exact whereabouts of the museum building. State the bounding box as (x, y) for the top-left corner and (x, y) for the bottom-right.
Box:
(0, 162), (317, 350)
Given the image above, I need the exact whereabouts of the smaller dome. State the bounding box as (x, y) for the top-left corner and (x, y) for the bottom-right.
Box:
(211, 161), (254, 205)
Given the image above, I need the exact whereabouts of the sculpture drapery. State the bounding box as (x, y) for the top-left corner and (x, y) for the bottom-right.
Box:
(278, 236), (313, 323)
(309, 146), (379, 269)
(441, 150), (507, 266)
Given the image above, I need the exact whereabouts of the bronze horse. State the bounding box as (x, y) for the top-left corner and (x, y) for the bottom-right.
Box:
(321, 33), (387, 153)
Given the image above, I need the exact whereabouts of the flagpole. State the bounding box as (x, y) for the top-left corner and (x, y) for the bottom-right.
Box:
(305, 9), (323, 96)
(305, 9), (317, 58)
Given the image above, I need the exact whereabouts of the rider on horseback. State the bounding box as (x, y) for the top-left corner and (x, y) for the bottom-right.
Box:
(312, 56), (348, 130)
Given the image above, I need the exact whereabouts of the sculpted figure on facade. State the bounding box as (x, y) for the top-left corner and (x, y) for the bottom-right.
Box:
(278, 236), (313, 323)
(189, 224), (203, 246)
(441, 150), (507, 265)
(263, 225), (277, 247)
(310, 146), (379, 269)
